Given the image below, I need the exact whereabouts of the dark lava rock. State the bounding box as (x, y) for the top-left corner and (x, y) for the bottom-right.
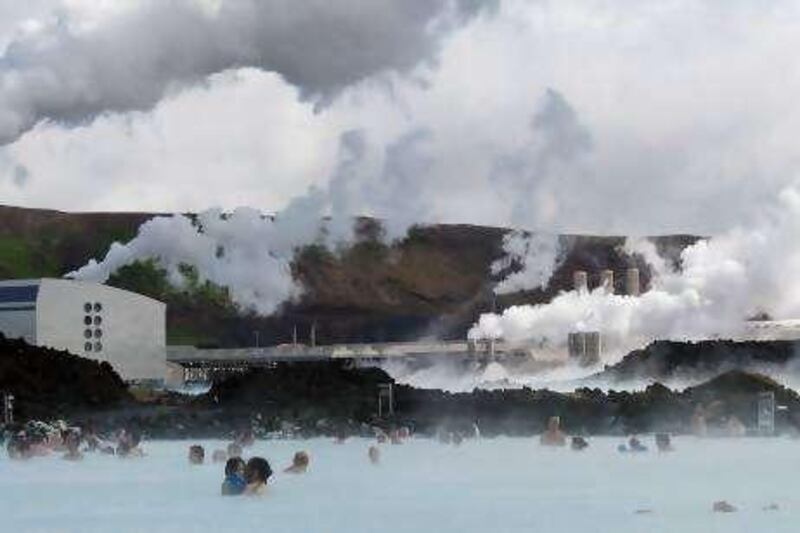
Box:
(594, 339), (800, 385)
(0, 333), (131, 421)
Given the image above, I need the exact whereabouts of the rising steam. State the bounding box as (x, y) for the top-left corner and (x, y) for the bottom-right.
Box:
(492, 231), (564, 294)
(470, 185), (800, 365)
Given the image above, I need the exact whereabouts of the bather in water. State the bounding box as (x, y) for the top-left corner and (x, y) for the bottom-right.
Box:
(368, 445), (381, 465)
(540, 416), (567, 447)
(244, 457), (273, 495)
(226, 442), (243, 459)
(221, 457), (247, 496)
(188, 445), (205, 465)
(570, 436), (589, 451)
(62, 431), (83, 461)
(627, 436), (648, 453)
(284, 451), (310, 474)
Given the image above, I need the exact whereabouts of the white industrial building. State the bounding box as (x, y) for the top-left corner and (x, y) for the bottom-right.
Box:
(0, 278), (166, 381)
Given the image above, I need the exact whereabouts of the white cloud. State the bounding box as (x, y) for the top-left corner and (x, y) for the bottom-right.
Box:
(3, 0), (800, 239)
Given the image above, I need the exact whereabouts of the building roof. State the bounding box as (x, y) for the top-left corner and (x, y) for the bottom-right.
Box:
(0, 278), (165, 307)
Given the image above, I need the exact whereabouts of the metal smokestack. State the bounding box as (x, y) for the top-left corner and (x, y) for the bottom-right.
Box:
(573, 270), (588, 293)
(625, 267), (641, 296)
(600, 269), (614, 294)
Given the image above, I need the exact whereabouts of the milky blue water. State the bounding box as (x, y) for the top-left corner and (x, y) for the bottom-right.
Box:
(0, 437), (798, 532)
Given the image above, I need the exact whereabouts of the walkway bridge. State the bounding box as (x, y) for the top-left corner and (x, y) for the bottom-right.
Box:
(166, 340), (508, 383)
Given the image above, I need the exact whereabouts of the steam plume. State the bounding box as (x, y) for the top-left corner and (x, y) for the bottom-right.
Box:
(470, 185), (800, 364)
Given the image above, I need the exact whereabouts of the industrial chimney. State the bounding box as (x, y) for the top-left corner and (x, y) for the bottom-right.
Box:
(573, 270), (588, 293)
(625, 268), (641, 296)
(600, 269), (614, 294)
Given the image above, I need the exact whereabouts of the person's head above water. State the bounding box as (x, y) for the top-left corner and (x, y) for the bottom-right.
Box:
(285, 451), (310, 473)
(221, 457), (247, 496)
(189, 445), (205, 465)
(368, 445), (380, 465)
(245, 457), (272, 486)
(225, 457), (245, 478)
(227, 442), (243, 458)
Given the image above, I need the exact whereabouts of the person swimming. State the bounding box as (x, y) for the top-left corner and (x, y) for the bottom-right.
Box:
(284, 451), (310, 474)
(540, 416), (567, 447)
(226, 442), (243, 459)
(244, 457), (273, 495)
(117, 430), (145, 458)
(188, 445), (205, 465)
(628, 436), (648, 452)
(62, 431), (83, 461)
(221, 457), (247, 496)
(570, 436), (589, 451)
(368, 445), (381, 465)
(7, 432), (32, 460)
(235, 429), (255, 448)
(655, 433), (673, 452)
(212, 449), (228, 463)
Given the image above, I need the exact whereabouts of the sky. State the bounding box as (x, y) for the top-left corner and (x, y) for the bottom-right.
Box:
(2, 0), (800, 236)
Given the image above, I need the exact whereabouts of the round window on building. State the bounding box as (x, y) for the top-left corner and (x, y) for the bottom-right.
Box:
(94, 329), (102, 338)
(94, 302), (103, 312)
(84, 329), (92, 339)
(94, 342), (103, 352)
(84, 316), (92, 326)
(84, 302), (92, 313)
(84, 342), (93, 352)
(93, 316), (102, 326)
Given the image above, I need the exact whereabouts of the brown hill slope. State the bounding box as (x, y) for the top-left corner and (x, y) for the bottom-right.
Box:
(0, 205), (699, 346)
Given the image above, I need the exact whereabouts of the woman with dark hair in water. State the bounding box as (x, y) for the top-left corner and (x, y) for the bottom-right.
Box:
(221, 457), (247, 496)
(244, 457), (272, 495)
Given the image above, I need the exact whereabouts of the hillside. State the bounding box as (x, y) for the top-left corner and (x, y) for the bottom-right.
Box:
(0, 204), (699, 347)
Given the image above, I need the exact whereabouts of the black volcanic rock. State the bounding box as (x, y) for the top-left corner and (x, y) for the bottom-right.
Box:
(0, 333), (131, 421)
(595, 339), (800, 385)
(206, 362), (391, 426)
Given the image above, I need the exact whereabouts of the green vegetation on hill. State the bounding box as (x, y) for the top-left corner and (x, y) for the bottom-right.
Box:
(106, 260), (237, 346)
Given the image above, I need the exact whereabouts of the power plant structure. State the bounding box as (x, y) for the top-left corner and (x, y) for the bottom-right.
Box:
(572, 267), (640, 296)
(599, 270), (614, 293)
(625, 268), (641, 297)
(573, 270), (589, 293)
(567, 331), (602, 367)
(0, 278), (166, 381)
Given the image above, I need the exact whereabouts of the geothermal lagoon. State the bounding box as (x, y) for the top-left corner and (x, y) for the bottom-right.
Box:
(1, 437), (798, 533)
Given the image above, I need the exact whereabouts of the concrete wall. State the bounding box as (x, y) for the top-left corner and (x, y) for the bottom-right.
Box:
(35, 279), (166, 381)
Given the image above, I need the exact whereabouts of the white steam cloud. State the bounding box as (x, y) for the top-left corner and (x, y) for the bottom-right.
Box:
(492, 231), (564, 294)
(70, 126), (437, 314)
(70, 208), (304, 315)
(0, 0), (495, 145)
(470, 185), (800, 365)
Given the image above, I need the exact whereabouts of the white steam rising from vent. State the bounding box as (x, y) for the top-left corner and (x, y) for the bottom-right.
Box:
(69, 208), (309, 315)
(470, 185), (800, 363)
(492, 231), (564, 294)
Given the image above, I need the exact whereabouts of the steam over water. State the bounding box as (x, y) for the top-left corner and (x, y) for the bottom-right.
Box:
(1, 438), (799, 532)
